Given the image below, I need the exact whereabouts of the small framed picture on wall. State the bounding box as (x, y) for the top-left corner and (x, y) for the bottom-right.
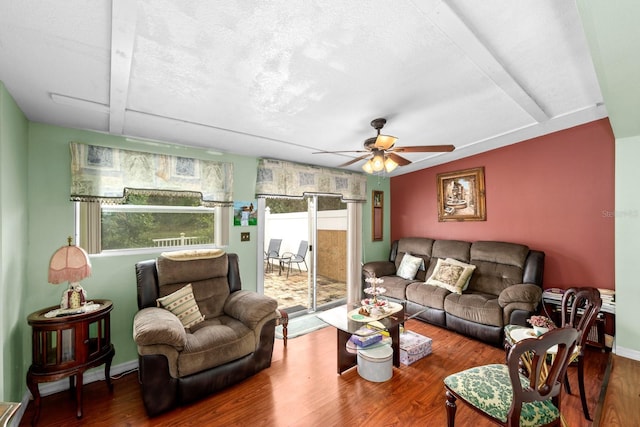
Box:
(372, 190), (383, 240)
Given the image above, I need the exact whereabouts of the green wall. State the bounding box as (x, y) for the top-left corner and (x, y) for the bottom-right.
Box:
(363, 175), (391, 263)
(23, 123), (264, 390)
(614, 136), (640, 356)
(577, 0), (640, 358)
(0, 82), (29, 401)
(18, 121), (386, 401)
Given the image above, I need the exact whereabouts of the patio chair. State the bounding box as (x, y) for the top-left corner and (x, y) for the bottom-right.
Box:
(264, 238), (282, 273)
(281, 240), (308, 278)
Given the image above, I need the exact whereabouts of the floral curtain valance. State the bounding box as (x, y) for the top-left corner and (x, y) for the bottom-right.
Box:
(70, 142), (234, 206)
(255, 158), (367, 202)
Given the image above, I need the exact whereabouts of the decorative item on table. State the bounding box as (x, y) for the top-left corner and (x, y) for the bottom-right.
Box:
(361, 297), (388, 307)
(527, 315), (555, 336)
(48, 237), (92, 309)
(358, 305), (371, 316)
(364, 275), (386, 305)
(349, 333), (382, 347)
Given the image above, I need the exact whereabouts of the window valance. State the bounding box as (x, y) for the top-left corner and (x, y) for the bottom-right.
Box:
(255, 158), (367, 202)
(70, 142), (234, 206)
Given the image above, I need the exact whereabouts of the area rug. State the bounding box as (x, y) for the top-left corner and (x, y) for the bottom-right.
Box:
(275, 312), (329, 340)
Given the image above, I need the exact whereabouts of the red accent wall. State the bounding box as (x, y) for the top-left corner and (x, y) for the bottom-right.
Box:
(390, 119), (615, 291)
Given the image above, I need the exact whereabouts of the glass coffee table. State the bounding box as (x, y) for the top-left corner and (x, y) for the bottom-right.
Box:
(317, 301), (406, 374)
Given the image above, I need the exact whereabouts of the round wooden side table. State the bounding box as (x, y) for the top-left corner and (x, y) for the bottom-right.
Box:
(26, 299), (115, 425)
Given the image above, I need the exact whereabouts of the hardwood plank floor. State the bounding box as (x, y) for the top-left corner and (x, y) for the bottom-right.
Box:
(19, 320), (613, 426)
(594, 353), (640, 427)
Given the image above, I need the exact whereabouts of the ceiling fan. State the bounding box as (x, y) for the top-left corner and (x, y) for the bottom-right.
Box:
(314, 118), (455, 173)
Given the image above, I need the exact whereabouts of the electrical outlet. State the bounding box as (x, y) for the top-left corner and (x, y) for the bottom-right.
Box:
(240, 232), (250, 242)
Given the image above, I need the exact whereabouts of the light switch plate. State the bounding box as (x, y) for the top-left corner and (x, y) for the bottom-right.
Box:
(240, 232), (250, 242)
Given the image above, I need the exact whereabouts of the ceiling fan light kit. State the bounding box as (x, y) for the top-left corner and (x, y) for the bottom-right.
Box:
(315, 117), (455, 174)
(362, 152), (399, 174)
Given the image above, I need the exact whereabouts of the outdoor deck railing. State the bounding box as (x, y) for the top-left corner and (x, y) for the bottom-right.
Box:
(152, 233), (212, 247)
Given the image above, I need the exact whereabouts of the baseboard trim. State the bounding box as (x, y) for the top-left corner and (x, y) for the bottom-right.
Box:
(13, 359), (139, 427)
(613, 345), (640, 361)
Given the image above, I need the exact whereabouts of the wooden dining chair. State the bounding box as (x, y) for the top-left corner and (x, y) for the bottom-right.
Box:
(559, 287), (602, 421)
(444, 327), (579, 427)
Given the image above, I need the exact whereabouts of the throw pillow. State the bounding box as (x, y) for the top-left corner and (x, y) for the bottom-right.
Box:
(156, 283), (205, 328)
(426, 258), (476, 294)
(396, 253), (424, 280)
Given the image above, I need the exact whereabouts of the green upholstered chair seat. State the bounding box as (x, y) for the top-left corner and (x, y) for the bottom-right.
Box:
(444, 364), (560, 426)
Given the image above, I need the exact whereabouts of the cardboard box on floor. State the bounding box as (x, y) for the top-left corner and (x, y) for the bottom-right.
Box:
(400, 331), (432, 365)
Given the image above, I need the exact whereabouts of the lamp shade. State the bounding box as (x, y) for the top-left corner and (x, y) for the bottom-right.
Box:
(48, 243), (92, 284)
(374, 134), (397, 150)
(384, 156), (398, 173)
(362, 160), (374, 174)
(371, 151), (385, 172)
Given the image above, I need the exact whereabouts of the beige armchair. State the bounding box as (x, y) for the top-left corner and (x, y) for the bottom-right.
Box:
(133, 250), (278, 416)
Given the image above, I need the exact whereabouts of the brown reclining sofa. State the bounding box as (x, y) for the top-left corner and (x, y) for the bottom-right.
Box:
(362, 238), (544, 345)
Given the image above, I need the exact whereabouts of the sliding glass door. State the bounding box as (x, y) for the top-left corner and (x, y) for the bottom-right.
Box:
(260, 196), (347, 314)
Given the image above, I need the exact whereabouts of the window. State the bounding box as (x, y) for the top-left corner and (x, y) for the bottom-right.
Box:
(77, 192), (230, 254)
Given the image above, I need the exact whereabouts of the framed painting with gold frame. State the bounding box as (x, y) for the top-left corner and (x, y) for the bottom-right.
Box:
(372, 190), (383, 240)
(437, 167), (486, 222)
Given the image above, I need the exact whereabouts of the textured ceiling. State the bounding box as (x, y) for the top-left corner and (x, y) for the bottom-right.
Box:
(0, 0), (606, 175)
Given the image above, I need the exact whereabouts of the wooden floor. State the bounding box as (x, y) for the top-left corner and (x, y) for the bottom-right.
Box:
(19, 320), (626, 427)
(593, 353), (640, 426)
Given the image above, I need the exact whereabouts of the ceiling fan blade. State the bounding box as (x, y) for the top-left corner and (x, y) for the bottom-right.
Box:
(312, 149), (369, 154)
(338, 154), (370, 167)
(392, 145), (455, 153)
(387, 152), (412, 166)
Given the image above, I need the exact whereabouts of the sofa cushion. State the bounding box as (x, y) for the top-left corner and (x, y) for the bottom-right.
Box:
(406, 281), (450, 310)
(444, 293), (503, 327)
(157, 254), (230, 285)
(397, 253), (424, 280)
(469, 241), (529, 296)
(471, 241), (529, 267)
(224, 290), (278, 329)
(156, 255), (231, 318)
(179, 316), (255, 377)
(133, 307), (187, 349)
(156, 284), (205, 328)
(378, 275), (414, 300)
(498, 284), (543, 308)
(362, 261), (398, 279)
(426, 258), (477, 294)
(395, 238), (434, 282)
(498, 284), (543, 325)
(160, 248), (225, 261)
(396, 238), (434, 260)
(425, 240), (472, 278)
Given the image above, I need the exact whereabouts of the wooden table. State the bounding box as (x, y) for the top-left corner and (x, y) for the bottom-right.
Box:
(26, 300), (115, 425)
(317, 302), (404, 374)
